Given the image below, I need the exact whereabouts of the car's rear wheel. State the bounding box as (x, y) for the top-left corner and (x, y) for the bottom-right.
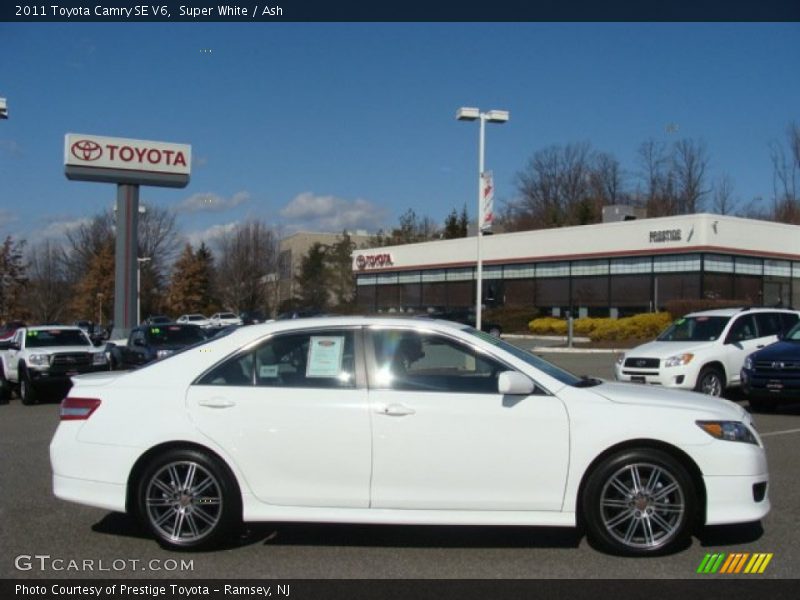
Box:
(136, 449), (240, 550)
(695, 366), (724, 397)
(582, 448), (697, 556)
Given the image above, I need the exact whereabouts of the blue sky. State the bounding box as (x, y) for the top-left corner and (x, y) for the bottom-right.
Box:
(0, 23), (798, 246)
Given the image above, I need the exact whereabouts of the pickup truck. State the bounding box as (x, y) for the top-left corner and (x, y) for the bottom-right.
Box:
(0, 326), (109, 404)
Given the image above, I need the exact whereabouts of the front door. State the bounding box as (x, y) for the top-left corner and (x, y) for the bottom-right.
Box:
(366, 327), (569, 511)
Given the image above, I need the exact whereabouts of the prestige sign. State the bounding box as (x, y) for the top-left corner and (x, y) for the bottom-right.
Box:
(64, 133), (191, 188)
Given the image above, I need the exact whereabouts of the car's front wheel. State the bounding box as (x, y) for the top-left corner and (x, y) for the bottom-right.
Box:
(695, 366), (724, 397)
(136, 449), (240, 550)
(19, 368), (38, 405)
(582, 448), (697, 556)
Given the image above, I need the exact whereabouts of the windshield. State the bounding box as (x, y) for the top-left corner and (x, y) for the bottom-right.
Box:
(27, 329), (90, 348)
(657, 316), (729, 342)
(464, 327), (583, 387)
(146, 326), (207, 346)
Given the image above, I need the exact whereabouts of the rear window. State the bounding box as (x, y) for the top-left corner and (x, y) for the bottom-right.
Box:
(146, 326), (206, 346)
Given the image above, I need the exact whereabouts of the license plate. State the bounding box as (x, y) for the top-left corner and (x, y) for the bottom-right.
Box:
(631, 375), (646, 383)
(767, 381), (784, 392)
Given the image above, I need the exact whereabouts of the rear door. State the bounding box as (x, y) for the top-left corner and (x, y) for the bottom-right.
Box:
(186, 327), (372, 508)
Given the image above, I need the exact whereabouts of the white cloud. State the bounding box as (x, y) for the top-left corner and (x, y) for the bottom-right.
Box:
(279, 192), (387, 233)
(174, 191), (250, 214)
(39, 217), (92, 241)
(184, 222), (239, 247)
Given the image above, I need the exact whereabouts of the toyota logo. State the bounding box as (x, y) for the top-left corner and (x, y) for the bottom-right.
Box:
(71, 139), (103, 162)
(635, 359), (647, 367)
(356, 255), (366, 270)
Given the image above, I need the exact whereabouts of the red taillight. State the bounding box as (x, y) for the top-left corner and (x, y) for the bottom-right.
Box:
(60, 397), (101, 421)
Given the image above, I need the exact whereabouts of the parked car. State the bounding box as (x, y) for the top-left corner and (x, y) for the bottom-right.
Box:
(0, 320), (26, 341)
(615, 307), (800, 397)
(108, 323), (207, 370)
(143, 315), (171, 325)
(0, 326), (108, 404)
(176, 314), (212, 328)
(209, 312), (243, 328)
(240, 310), (267, 325)
(52, 316), (768, 555)
(741, 321), (800, 412)
(429, 308), (502, 337)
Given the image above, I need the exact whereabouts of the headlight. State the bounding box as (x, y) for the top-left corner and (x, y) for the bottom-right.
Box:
(615, 353), (625, 366)
(696, 420), (758, 445)
(27, 353), (50, 367)
(744, 355), (754, 370)
(92, 352), (107, 366)
(156, 349), (174, 360)
(664, 353), (694, 368)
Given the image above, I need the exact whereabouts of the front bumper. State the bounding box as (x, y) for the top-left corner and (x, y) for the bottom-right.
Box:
(614, 363), (699, 390)
(741, 368), (800, 400)
(28, 364), (109, 386)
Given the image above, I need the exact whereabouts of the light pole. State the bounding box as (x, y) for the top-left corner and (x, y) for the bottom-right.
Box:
(137, 257), (151, 325)
(456, 107), (509, 330)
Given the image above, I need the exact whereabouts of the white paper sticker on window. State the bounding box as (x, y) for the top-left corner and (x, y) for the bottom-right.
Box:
(306, 336), (345, 378)
(259, 365), (279, 378)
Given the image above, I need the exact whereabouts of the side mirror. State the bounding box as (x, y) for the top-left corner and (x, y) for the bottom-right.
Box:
(132, 338), (145, 347)
(498, 371), (535, 395)
(777, 330), (785, 341)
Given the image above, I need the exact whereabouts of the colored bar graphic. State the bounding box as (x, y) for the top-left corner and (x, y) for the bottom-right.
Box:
(698, 552), (773, 574)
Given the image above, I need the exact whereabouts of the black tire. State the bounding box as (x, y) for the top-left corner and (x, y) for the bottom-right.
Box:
(19, 367), (38, 405)
(0, 367), (10, 404)
(582, 448), (697, 556)
(748, 396), (776, 413)
(136, 448), (240, 550)
(695, 366), (725, 397)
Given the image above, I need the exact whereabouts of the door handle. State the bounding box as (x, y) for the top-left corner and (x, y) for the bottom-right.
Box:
(198, 398), (236, 408)
(757, 345), (765, 349)
(378, 403), (416, 416)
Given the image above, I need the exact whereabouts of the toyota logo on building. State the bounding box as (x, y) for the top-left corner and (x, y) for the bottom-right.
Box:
(71, 139), (103, 162)
(356, 255), (367, 270)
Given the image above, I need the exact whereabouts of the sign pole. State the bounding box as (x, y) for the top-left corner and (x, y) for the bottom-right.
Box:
(112, 184), (140, 340)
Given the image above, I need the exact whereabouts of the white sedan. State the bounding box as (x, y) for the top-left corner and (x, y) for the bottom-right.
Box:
(50, 317), (769, 555)
(175, 314), (212, 329)
(208, 312), (243, 328)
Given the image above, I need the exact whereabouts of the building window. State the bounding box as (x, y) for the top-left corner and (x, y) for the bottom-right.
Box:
(446, 268), (473, 281)
(571, 260), (609, 276)
(610, 257), (651, 275)
(356, 275), (377, 286)
(537, 261), (570, 278)
(653, 254), (701, 273)
(422, 269), (446, 283)
(483, 265), (503, 280)
(704, 254), (734, 273)
(764, 260), (791, 278)
(734, 257), (763, 275)
(503, 264), (535, 279)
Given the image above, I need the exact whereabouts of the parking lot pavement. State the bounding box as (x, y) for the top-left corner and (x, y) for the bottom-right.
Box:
(1, 350), (799, 579)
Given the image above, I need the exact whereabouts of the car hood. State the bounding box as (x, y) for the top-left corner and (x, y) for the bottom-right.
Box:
(28, 345), (103, 354)
(592, 381), (746, 420)
(623, 340), (712, 359)
(749, 340), (800, 361)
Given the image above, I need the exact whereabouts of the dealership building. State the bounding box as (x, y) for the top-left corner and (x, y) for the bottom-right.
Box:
(351, 213), (800, 317)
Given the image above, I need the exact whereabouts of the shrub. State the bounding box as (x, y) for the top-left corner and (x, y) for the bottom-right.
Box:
(484, 306), (539, 334)
(528, 317), (567, 335)
(528, 312), (673, 341)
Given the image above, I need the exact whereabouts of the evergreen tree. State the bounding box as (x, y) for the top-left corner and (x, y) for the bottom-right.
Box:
(69, 240), (114, 324)
(0, 236), (28, 322)
(294, 242), (329, 309)
(326, 231), (356, 308)
(168, 243), (218, 316)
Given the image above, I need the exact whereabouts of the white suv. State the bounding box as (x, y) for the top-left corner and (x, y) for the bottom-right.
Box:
(614, 307), (800, 396)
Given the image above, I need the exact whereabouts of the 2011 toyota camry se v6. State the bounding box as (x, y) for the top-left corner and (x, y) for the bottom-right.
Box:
(50, 317), (769, 555)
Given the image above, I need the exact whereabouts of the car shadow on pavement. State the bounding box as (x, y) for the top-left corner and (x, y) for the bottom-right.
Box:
(238, 523), (583, 550)
(695, 521), (764, 547)
(92, 514), (582, 550)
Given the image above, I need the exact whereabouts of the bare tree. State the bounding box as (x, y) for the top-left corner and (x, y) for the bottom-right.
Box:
(712, 174), (738, 215)
(25, 240), (68, 323)
(770, 122), (799, 222)
(215, 220), (279, 313)
(672, 138), (710, 213)
(637, 138), (675, 217)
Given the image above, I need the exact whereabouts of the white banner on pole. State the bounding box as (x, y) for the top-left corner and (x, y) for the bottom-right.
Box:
(480, 170), (494, 232)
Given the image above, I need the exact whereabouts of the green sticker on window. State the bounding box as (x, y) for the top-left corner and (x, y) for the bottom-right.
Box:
(675, 319), (686, 325)
(27, 331), (38, 337)
(151, 328), (161, 334)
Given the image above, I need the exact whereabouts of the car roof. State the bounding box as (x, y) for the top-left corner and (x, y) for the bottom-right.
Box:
(686, 307), (799, 318)
(229, 315), (472, 335)
(26, 325), (84, 332)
